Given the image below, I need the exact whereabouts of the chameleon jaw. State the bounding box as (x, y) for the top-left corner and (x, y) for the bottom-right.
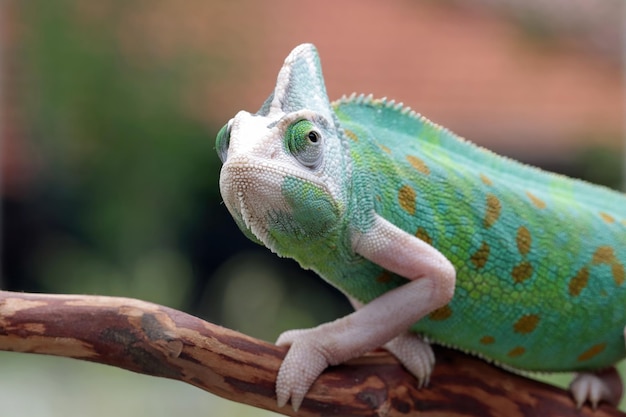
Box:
(220, 157), (335, 253)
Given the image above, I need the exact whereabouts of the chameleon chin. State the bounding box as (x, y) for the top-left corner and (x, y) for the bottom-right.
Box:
(216, 43), (626, 412)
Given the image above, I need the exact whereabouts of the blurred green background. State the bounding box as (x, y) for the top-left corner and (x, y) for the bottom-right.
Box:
(1, 0), (624, 415)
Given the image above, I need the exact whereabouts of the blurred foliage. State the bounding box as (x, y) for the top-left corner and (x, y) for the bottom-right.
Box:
(198, 250), (351, 341)
(16, 0), (218, 308)
(7, 0), (348, 339)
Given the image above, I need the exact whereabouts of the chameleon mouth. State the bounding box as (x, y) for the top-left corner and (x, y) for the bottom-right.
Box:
(223, 183), (272, 247)
(219, 160), (293, 251)
(220, 157), (337, 254)
(236, 192), (274, 248)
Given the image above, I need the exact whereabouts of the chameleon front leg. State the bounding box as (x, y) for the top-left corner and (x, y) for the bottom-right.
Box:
(275, 214), (456, 410)
(350, 297), (436, 388)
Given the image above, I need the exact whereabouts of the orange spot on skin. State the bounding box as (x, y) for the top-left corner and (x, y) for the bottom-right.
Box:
(480, 336), (495, 345)
(526, 191), (546, 209)
(600, 212), (615, 223)
(344, 129), (359, 142)
(507, 346), (526, 358)
(376, 270), (393, 283)
(470, 241), (490, 270)
(591, 246), (625, 286)
(512, 261), (533, 284)
(622, 219), (626, 227)
(398, 185), (416, 215)
(593, 246), (616, 264)
(406, 155), (430, 175)
(429, 305), (452, 321)
(483, 194), (501, 228)
(569, 267), (589, 297)
(380, 145), (392, 154)
(415, 227), (432, 245)
(577, 343), (607, 362)
(513, 314), (540, 334)
(516, 226), (532, 255)
(480, 174), (493, 186)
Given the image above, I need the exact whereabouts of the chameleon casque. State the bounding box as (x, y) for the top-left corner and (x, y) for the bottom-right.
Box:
(216, 43), (626, 411)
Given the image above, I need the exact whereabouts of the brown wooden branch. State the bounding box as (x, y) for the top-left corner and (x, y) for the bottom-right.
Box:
(0, 290), (623, 417)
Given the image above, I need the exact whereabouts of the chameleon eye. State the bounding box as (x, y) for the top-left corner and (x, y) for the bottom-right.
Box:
(307, 130), (320, 143)
(216, 121), (232, 163)
(286, 120), (323, 168)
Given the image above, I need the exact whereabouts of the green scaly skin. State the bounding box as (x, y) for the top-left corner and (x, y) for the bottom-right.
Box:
(216, 43), (626, 411)
(335, 96), (626, 371)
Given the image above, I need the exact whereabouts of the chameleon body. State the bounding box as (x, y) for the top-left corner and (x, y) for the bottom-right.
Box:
(335, 96), (626, 371)
(217, 43), (626, 410)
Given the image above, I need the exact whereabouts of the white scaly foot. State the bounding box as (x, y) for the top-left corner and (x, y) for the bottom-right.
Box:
(275, 326), (334, 411)
(569, 367), (622, 409)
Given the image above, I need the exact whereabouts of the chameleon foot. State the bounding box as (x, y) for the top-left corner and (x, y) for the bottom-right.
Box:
(569, 367), (622, 409)
(384, 332), (434, 387)
(275, 327), (332, 411)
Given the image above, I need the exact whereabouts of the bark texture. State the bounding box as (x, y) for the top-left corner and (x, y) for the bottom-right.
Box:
(0, 290), (623, 417)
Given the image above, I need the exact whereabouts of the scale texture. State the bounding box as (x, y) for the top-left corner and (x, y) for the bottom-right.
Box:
(216, 43), (626, 410)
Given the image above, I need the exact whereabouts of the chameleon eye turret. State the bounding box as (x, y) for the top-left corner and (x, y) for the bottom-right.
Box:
(285, 119), (324, 168)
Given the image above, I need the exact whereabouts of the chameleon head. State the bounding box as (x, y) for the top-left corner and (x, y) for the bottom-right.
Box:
(216, 44), (349, 258)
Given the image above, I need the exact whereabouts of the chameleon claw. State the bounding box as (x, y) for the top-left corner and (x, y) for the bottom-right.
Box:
(569, 368), (622, 409)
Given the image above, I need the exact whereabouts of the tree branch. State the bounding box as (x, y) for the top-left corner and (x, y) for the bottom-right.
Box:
(0, 290), (622, 416)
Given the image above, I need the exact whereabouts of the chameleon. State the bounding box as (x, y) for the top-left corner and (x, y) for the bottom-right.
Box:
(216, 43), (626, 411)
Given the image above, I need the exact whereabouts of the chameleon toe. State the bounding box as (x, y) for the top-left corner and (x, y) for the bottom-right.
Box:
(569, 368), (622, 409)
(384, 332), (435, 388)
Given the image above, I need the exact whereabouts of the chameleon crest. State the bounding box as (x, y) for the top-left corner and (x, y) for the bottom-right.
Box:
(217, 43), (626, 411)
